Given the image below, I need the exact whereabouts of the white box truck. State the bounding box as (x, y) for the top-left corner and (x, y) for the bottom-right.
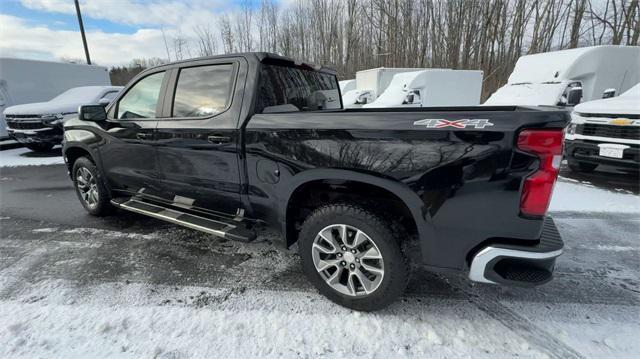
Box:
(356, 67), (420, 99)
(342, 68), (423, 108)
(363, 69), (483, 108)
(339, 79), (356, 94)
(484, 45), (640, 107)
(0, 58), (111, 139)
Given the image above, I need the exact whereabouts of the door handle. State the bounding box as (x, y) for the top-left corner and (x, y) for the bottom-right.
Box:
(207, 135), (231, 144)
(136, 133), (152, 140)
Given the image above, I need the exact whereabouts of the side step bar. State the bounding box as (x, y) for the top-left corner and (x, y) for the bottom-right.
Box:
(111, 198), (256, 242)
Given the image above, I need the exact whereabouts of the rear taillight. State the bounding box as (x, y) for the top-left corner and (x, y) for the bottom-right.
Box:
(517, 129), (564, 217)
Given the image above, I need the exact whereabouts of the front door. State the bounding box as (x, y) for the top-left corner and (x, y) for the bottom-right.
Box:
(99, 70), (168, 197)
(154, 61), (243, 215)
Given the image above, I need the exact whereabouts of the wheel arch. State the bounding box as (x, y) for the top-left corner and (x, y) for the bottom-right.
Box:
(281, 169), (432, 249)
(63, 144), (95, 176)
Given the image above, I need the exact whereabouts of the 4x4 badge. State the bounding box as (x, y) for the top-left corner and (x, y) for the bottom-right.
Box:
(413, 119), (495, 129)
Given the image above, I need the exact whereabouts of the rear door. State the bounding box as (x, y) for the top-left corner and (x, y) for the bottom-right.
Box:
(99, 70), (168, 196)
(154, 58), (245, 215)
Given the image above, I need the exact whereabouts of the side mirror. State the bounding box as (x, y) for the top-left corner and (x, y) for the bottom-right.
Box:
(98, 98), (111, 107)
(355, 90), (373, 105)
(567, 87), (583, 106)
(403, 90), (422, 106)
(602, 88), (616, 99)
(79, 105), (107, 122)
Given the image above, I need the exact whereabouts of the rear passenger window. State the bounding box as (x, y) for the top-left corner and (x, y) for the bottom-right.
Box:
(256, 64), (341, 113)
(173, 64), (234, 118)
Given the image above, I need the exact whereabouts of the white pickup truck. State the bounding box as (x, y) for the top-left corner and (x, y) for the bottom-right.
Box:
(5, 86), (122, 151)
(565, 83), (640, 173)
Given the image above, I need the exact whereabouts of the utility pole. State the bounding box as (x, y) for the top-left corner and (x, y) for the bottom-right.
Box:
(74, 0), (92, 65)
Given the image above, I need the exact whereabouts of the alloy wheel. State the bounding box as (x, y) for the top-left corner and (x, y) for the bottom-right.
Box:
(76, 167), (99, 209)
(311, 224), (384, 296)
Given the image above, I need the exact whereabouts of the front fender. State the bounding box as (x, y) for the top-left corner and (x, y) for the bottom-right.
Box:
(63, 121), (105, 176)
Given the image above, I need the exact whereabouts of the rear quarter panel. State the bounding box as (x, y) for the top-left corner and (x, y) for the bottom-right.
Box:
(244, 108), (569, 270)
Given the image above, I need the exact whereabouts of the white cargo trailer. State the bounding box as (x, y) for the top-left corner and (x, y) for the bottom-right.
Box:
(484, 45), (640, 107)
(342, 68), (423, 108)
(0, 58), (111, 138)
(355, 68), (421, 99)
(339, 79), (356, 94)
(363, 69), (483, 108)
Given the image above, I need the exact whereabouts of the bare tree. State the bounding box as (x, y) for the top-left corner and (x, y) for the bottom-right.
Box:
(194, 24), (218, 56)
(172, 30), (191, 60)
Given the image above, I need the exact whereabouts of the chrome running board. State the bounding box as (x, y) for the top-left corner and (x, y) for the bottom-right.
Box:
(111, 198), (256, 242)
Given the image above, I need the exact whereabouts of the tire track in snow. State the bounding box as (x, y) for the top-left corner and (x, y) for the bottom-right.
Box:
(451, 282), (585, 359)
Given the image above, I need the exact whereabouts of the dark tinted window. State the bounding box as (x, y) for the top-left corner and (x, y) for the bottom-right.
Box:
(117, 72), (165, 119)
(256, 64), (340, 113)
(173, 64), (234, 117)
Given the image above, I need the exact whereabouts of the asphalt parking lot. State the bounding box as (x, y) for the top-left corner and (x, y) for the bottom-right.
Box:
(0, 148), (639, 357)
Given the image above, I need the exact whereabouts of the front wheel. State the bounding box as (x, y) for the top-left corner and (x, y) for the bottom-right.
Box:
(298, 203), (409, 311)
(72, 156), (113, 216)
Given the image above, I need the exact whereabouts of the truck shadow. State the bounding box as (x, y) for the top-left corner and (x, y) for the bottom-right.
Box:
(559, 163), (639, 194)
(17, 147), (63, 158)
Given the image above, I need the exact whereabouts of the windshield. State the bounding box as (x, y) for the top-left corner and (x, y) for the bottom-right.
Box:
(620, 83), (640, 98)
(50, 87), (105, 104)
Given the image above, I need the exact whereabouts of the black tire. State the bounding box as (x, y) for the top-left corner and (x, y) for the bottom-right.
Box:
(298, 203), (409, 311)
(26, 143), (54, 152)
(72, 156), (113, 216)
(567, 159), (598, 173)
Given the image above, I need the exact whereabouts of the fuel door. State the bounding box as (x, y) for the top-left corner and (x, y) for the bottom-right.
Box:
(256, 159), (280, 184)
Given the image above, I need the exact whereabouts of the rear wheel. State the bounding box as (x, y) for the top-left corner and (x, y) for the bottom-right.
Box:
(72, 156), (113, 216)
(298, 203), (409, 311)
(25, 143), (54, 152)
(568, 159), (598, 173)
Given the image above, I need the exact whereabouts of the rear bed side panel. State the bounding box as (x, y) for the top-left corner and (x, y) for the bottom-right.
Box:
(244, 108), (569, 270)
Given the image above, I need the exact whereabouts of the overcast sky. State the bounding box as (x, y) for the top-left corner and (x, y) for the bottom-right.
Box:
(0, 0), (279, 66)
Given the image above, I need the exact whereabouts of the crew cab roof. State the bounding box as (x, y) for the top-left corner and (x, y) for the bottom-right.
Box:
(147, 52), (337, 75)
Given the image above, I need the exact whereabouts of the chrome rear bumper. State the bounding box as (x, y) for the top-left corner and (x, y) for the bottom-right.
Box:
(469, 218), (563, 286)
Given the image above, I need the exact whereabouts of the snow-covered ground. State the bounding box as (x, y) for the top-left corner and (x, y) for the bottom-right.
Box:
(1, 215), (638, 358)
(550, 177), (639, 214)
(0, 283), (548, 358)
(0, 147), (64, 167)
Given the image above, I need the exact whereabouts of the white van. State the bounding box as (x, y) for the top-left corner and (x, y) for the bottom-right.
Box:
(363, 69), (483, 108)
(484, 45), (640, 107)
(0, 58), (111, 138)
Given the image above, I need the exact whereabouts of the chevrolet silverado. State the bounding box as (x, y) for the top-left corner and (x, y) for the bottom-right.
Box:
(63, 53), (569, 310)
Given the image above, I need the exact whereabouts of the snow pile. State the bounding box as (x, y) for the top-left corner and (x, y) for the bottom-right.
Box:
(483, 82), (565, 106)
(0, 147), (64, 167)
(549, 179), (640, 214)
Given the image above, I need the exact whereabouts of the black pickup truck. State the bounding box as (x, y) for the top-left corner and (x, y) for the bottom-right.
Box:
(63, 53), (569, 310)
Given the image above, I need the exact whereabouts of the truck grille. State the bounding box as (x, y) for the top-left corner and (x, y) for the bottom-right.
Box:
(6, 120), (48, 130)
(577, 112), (640, 119)
(576, 124), (640, 140)
(5, 115), (54, 130)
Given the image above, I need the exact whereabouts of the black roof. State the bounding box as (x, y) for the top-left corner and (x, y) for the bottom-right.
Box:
(148, 52), (336, 75)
